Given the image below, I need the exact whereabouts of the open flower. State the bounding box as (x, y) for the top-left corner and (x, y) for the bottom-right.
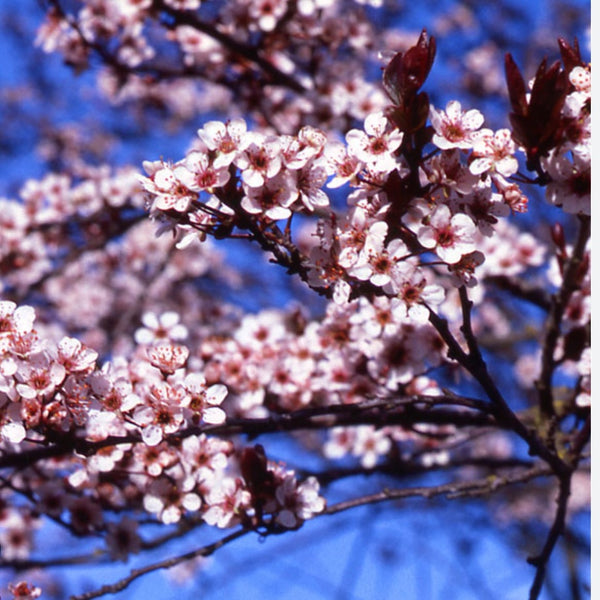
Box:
(135, 311), (188, 345)
(430, 101), (484, 150)
(542, 150), (590, 215)
(234, 134), (282, 187)
(413, 204), (477, 264)
(140, 161), (197, 212)
(346, 112), (403, 173)
(197, 119), (250, 168)
(241, 171), (297, 220)
(182, 373), (228, 425)
(274, 474), (325, 528)
(469, 128), (518, 177)
(175, 151), (230, 192)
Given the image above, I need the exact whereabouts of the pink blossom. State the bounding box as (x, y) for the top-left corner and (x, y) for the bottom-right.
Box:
(2, 421), (27, 444)
(248, 0), (288, 32)
(15, 352), (66, 400)
(0, 302), (36, 335)
(135, 311), (188, 345)
(171, 25), (224, 67)
(140, 161), (197, 212)
(135, 381), (186, 445)
(146, 343), (189, 374)
(542, 150), (590, 215)
(325, 142), (362, 188)
(424, 148), (480, 195)
(179, 433), (231, 474)
(197, 119), (250, 168)
(143, 475), (200, 524)
(323, 426), (356, 459)
(430, 100), (484, 150)
(295, 164), (329, 212)
(414, 204), (477, 264)
(348, 237), (409, 289)
(56, 337), (98, 374)
(394, 268), (445, 324)
(203, 476), (251, 528)
(346, 112), (403, 173)
(469, 128), (518, 177)
(234, 134), (282, 187)
(182, 373), (228, 425)
(449, 183), (510, 236)
(116, 23), (155, 68)
(351, 425), (392, 468)
(274, 474), (325, 528)
(241, 171), (297, 220)
(175, 151), (231, 192)
(338, 212), (388, 270)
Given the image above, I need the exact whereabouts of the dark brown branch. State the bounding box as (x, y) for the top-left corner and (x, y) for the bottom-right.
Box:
(2, 552), (106, 571)
(0, 395), (495, 470)
(535, 215), (590, 420)
(68, 527), (250, 600)
(527, 474), (572, 600)
(48, 0), (306, 95)
(427, 299), (567, 476)
(155, 1), (306, 93)
(2, 513), (208, 572)
(213, 397), (495, 437)
(323, 463), (554, 515)
(485, 275), (552, 311)
(302, 455), (536, 486)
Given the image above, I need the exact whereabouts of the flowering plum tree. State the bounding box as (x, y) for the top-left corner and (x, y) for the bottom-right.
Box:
(0, 1), (590, 599)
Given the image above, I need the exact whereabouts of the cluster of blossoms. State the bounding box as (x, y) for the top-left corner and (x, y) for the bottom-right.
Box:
(139, 98), (551, 308)
(141, 118), (330, 242)
(0, 299), (327, 571)
(0, 3), (589, 597)
(34, 0), (393, 133)
(135, 35), (590, 483)
(541, 64), (591, 215)
(0, 166), (144, 295)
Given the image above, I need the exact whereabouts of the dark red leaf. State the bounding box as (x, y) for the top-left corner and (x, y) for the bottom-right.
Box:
(382, 29), (436, 106)
(504, 53), (528, 116)
(401, 29), (436, 97)
(382, 52), (405, 105)
(558, 37), (584, 73)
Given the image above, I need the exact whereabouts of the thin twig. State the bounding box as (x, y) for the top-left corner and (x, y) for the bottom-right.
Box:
(323, 463), (554, 516)
(155, 1), (306, 93)
(427, 299), (567, 475)
(535, 215), (590, 420)
(69, 527), (250, 600)
(527, 474), (571, 600)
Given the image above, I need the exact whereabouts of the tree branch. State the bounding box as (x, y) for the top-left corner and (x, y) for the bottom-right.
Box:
(535, 215), (590, 420)
(0, 395), (495, 470)
(427, 291), (569, 476)
(323, 463), (554, 515)
(485, 275), (552, 310)
(527, 474), (572, 600)
(155, 1), (306, 93)
(68, 527), (250, 600)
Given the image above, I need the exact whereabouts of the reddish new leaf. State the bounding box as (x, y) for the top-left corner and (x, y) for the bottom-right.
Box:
(558, 37), (584, 73)
(505, 53), (528, 117)
(383, 29), (436, 106)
